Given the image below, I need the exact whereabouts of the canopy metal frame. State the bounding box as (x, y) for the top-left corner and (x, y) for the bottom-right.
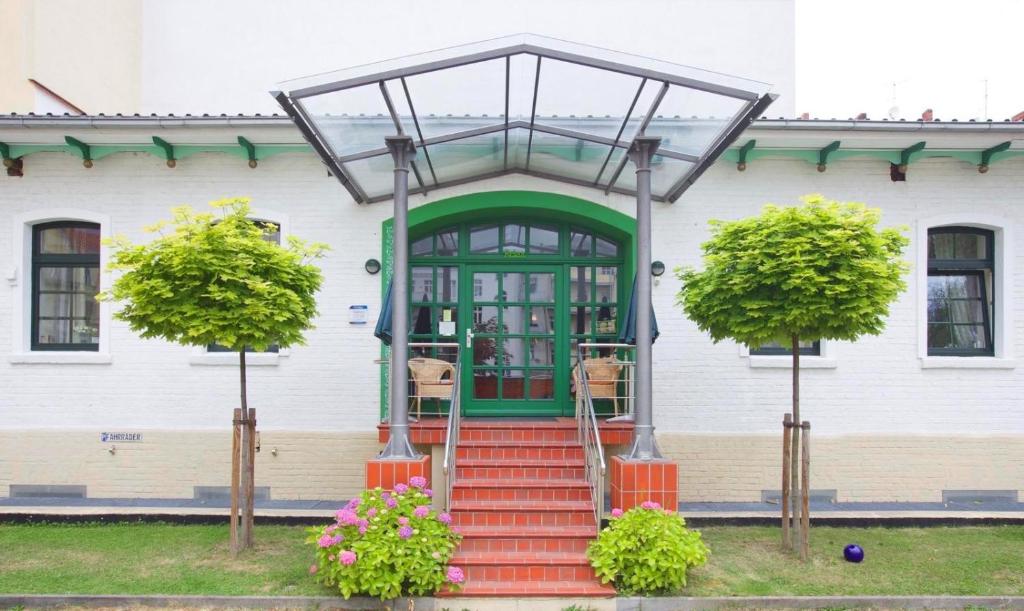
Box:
(273, 38), (775, 204)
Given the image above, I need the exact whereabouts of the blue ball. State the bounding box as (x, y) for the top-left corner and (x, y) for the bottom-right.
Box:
(843, 544), (865, 563)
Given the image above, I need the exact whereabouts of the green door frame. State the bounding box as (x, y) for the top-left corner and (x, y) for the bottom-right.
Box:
(380, 191), (638, 420)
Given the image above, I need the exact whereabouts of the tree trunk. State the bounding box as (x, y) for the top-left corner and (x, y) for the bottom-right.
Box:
(238, 350), (254, 551)
(789, 334), (801, 550)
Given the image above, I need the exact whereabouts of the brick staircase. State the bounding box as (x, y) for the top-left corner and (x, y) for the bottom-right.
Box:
(447, 419), (614, 597)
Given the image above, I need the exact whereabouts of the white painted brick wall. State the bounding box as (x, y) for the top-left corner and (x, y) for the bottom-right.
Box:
(1, 149), (1021, 440)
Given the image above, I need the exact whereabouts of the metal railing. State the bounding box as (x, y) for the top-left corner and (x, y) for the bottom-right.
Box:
(575, 343), (637, 528)
(440, 344), (463, 511)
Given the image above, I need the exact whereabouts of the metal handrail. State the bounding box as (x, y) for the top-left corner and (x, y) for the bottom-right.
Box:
(575, 344), (608, 531)
(441, 344), (463, 511)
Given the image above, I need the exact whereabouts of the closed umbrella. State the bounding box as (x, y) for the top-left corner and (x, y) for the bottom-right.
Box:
(618, 275), (660, 345)
(374, 279), (393, 345)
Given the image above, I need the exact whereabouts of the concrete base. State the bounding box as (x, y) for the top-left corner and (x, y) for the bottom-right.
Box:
(365, 454), (431, 491)
(610, 455), (678, 511)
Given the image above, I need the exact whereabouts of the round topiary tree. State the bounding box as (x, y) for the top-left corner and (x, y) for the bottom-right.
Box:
(676, 194), (909, 549)
(99, 197), (327, 550)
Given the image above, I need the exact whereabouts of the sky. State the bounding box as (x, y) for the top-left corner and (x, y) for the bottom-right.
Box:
(796, 0), (1024, 121)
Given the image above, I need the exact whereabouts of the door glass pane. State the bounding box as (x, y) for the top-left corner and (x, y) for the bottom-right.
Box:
(437, 306), (457, 337)
(529, 370), (555, 399)
(503, 224), (527, 253)
(530, 225), (559, 254)
(473, 272), (499, 301)
(470, 226), (500, 253)
(502, 338), (527, 367)
(474, 370), (498, 399)
(595, 305), (617, 335)
(596, 237), (618, 257)
(571, 305), (590, 335)
(502, 306), (527, 334)
(529, 306), (556, 334)
(501, 369), (526, 399)
(411, 267), (433, 302)
(412, 305), (434, 335)
(594, 267), (617, 302)
(502, 273), (526, 302)
(473, 337), (498, 366)
(437, 266), (458, 302)
(473, 306), (499, 332)
(530, 338), (555, 366)
(570, 267), (592, 302)
(529, 273), (556, 302)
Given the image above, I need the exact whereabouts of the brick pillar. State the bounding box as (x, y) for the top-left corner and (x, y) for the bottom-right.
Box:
(366, 455), (431, 491)
(610, 455), (678, 512)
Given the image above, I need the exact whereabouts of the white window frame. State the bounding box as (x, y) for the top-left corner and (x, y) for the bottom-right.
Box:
(9, 209), (112, 364)
(189, 207), (291, 367)
(739, 340), (837, 369)
(918, 214), (1015, 369)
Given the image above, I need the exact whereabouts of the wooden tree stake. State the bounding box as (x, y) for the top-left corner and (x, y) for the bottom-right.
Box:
(781, 413), (792, 549)
(800, 420), (811, 561)
(230, 408), (241, 555)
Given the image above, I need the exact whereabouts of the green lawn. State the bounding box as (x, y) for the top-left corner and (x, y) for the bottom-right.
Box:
(0, 523), (1021, 597)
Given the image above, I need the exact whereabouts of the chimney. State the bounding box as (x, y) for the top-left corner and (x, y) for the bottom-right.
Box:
(921, 108), (934, 121)
(855, 112), (868, 120)
(1012, 110), (1024, 122)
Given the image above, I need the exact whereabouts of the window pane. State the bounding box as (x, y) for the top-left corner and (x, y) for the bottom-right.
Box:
(473, 370), (498, 399)
(503, 338), (527, 367)
(411, 235), (433, 256)
(436, 229), (459, 256)
(473, 306), (499, 332)
(751, 340), (820, 355)
(412, 305), (434, 335)
(501, 369), (526, 399)
(571, 304), (591, 335)
(955, 233), (985, 259)
(570, 230), (592, 257)
(437, 306), (457, 337)
(473, 272), (499, 301)
(38, 225), (100, 254)
(503, 224), (526, 253)
(469, 226), (500, 254)
(473, 337), (498, 366)
(595, 237), (617, 257)
(529, 225), (559, 254)
(595, 305), (617, 335)
(530, 338), (555, 366)
(952, 324), (988, 350)
(595, 267), (617, 302)
(928, 233), (955, 260)
(927, 323), (952, 349)
(529, 370), (555, 399)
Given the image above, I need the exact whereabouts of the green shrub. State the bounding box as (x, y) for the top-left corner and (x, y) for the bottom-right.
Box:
(587, 502), (709, 594)
(305, 478), (463, 599)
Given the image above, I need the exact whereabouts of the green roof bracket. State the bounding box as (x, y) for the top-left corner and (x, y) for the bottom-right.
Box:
(978, 141), (1011, 173)
(152, 136), (177, 168)
(817, 140), (841, 172)
(64, 136), (93, 168)
(0, 141), (12, 167)
(736, 139), (756, 171)
(237, 136), (258, 168)
(898, 141), (926, 172)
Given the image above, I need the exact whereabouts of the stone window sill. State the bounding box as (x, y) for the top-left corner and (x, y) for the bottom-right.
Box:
(919, 357), (1016, 370)
(189, 352), (284, 367)
(747, 356), (837, 369)
(9, 352), (112, 364)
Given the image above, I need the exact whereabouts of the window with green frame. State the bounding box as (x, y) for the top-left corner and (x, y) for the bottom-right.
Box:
(409, 264), (459, 362)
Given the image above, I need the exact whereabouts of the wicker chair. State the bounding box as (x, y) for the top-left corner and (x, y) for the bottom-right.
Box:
(573, 356), (624, 416)
(408, 357), (455, 418)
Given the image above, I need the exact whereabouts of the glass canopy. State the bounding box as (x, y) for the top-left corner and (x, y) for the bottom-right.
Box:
(273, 34), (774, 204)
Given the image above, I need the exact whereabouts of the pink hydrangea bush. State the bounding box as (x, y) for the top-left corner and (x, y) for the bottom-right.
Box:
(305, 480), (463, 599)
(587, 503), (709, 595)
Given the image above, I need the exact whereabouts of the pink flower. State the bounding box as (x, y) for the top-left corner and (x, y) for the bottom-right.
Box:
(335, 509), (359, 525)
(386, 497), (398, 509)
(331, 534), (344, 545)
(358, 525), (368, 535)
(398, 525), (414, 539)
(414, 505), (430, 518)
(437, 512), (452, 525)
(611, 508), (624, 518)
(446, 566), (465, 584)
(394, 483), (409, 494)
(339, 550), (357, 566)
(356, 518), (369, 529)
(424, 488), (434, 498)
(640, 500), (662, 510)
(317, 534), (334, 548)
(366, 507), (378, 518)
(398, 516), (410, 526)
(309, 564), (318, 574)
(409, 476), (428, 489)
(381, 492), (391, 501)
